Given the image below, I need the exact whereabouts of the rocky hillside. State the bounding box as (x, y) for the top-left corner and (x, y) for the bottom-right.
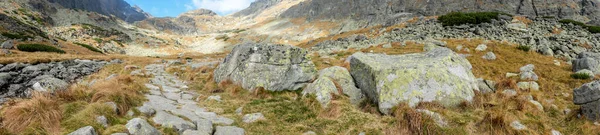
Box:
(280, 0), (600, 27)
(47, 0), (151, 23)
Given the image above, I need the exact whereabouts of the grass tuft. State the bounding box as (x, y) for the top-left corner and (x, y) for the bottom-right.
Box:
(516, 45), (530, 52)
(571, 73), (592, 80)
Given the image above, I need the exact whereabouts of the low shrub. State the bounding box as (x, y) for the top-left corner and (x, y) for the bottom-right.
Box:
(17, 44), (65, 53)
(2, 32), (33, 40)
(516, 45), (530, 52)
(559, 19), (600, 33)
(587, 25), (600, 34)
(93, 38), (103, 43)
(438, 12), (510, 26)
(559, 19), (586, 27)
(74, 42), (103, 53)
(571, 73), (592, 80)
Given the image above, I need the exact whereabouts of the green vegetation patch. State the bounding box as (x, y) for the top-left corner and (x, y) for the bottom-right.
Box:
(438, 12), (511, 26)
(516, 45), (530, 52)
(559, 19), (600, 33)
(74, 42), (103, 53)
(17, 44), (65, 53)
(571, 73), (592, 80)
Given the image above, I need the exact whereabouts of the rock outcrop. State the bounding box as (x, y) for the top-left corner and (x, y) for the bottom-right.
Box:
(0, 59), (110, 102)
(281, 0), (600, 26)
(47, 0), (151, 23)
(214, 43), (317, 91)
(350, 48), (478, 114)
(574, 81), (600, 121)
(573, 52), (600, 75)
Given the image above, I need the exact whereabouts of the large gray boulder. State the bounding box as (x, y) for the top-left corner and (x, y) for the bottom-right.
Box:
(214, 43), (317, 91)
(125, 118), (161, 135)
(574, 81), (600, 121)
(573, 52), (600, 75)
(350, 48), (478, 114)
(68, 126), (97, 135)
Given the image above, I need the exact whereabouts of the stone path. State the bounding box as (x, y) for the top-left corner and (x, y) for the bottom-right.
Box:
(129, 63), (244, 135)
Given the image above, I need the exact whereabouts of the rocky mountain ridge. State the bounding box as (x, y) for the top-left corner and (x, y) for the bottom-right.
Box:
(47, 0), (151, 23)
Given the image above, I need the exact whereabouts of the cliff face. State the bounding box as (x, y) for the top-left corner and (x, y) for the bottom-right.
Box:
(231, 0), (283, 18)
(279, 0), (600, 25)
(47, 0), (151, 23)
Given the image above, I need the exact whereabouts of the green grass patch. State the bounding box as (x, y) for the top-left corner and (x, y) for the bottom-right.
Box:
(61, 103), (127, 134)
(74, 42), (103, 53)
(17, 44), (65, 54)
(93, 38), (104, 44)
(438, 12), (510, 26)
(571, 73), (592, 80)
(587, 25), (600, 34)
(516, 45), (530, 52)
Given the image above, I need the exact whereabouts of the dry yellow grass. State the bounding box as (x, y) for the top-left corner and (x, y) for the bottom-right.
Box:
(2, 93), (62, 134)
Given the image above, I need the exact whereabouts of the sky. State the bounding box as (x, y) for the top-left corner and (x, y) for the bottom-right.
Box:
(124, 0), (255, 17)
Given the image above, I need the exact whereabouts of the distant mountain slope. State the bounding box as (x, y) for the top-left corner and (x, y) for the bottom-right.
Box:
(47, 0), (151, 23)
(280, 0), (600, 26)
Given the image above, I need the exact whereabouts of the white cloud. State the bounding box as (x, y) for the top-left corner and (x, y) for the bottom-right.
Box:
(191, 0), (255, 15)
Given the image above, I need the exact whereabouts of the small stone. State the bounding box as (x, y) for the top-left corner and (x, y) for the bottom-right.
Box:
(68, 126), (97, 135)
(104, 102), (119, 113)
(517, 81), (540, 91)
(506, 73), (519, 78)
(303, 131), (317, 135)
(382, 43), (392, 48)
(110, 133), (128, 135)
(96, 116), (108, 127)
(520, 64), (535, 72)
(127, 110), (135, 117)
(564, 109), (572, 115)
(502, 89), (517, 97)
(482, 52), (497, 60)
(242, 113), (266, 123)
(183, 130), (209, 135)
(456, 45), (463, 51)
(529, 100), (544, 111)
(214, 126), (245, 135)
(551, 129), (562, 135)
(124, 65), (140, 70)
(554, 60), (561, 66)
(196, 118), (213, 135)
(475, 44), (487, 51)
(105, 74), (118, 80)
(510, 121), (527, 130)
(207, 95), (222, 102)
(126, 118), (160, 135)
(137, 105), (155, 116)
(1, 40), (14, 49)
(235, 107), (243, 115)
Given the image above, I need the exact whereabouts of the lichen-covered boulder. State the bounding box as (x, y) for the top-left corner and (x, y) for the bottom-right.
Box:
(214, 43), (317, 91)
(350, 48), (478, 114)
(318, 66), (364, 105)
(574, 81), (600, 120)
